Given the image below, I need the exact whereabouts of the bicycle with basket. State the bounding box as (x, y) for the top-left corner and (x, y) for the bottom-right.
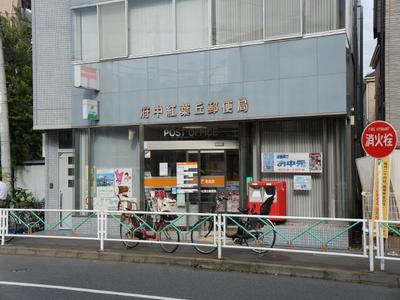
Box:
(118, 189), (180, 253)
(190, 189), (277, 255)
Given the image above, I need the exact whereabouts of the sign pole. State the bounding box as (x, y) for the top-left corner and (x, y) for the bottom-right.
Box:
(378, 158), (385, 271)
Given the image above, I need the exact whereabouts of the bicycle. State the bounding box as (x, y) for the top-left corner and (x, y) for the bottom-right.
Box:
(190, 196), (276, 255)
(1, 201), (45, 243)
(118, 195), (180, 253)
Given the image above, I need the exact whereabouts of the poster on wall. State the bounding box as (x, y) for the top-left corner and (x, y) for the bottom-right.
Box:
(262, 153), (323, 173)
(159, 163), (168, 177)
(114, 168), (133, 197)
(96, 169), (115, 198)
(96, 168), (133, 210)
(176, 162), (198, 193)
(293, 176), (312, 191)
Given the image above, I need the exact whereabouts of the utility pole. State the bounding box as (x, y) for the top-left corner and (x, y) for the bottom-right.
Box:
(0, 25), (12, 186)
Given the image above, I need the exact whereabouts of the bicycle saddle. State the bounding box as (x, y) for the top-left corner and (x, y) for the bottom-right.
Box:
(238, 207), (249, 214)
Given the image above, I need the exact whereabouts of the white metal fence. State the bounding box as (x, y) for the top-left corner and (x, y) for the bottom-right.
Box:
(362, 193), (400, 271)
(0, 208), (399, 272)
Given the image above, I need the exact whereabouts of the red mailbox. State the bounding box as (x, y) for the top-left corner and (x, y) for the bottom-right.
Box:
(247, 181), (286, 221)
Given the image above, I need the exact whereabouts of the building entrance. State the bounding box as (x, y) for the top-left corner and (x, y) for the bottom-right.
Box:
(144, 141), (239, 219)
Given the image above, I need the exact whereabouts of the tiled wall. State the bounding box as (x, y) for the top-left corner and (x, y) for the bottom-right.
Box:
(32, 0), (72, 129)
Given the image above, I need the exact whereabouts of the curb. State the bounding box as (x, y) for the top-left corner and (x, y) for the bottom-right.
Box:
(0, 245), (399, 288)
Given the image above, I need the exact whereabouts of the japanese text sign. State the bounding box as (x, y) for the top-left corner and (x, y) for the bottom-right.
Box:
(262, 153), (322, 173)
(362, 121), (397, 158)
(140, 98), (249, 119)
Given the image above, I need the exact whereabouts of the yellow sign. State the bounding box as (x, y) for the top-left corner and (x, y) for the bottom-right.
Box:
(372, 157), (391, 238)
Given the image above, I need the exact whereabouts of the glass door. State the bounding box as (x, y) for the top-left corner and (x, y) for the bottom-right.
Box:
(199, 150), (225, 213)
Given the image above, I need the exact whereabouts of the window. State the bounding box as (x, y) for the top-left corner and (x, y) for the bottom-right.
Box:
(265, 0), (301, 38)
(99, 2), (127, 59)
(72, 7), (98, 61)
(176, 0), (209, 50)
(71, 0), (347, 61)
(303, 0), (345, 34)
(213, 0), (263, 45)
(129, 0), (173, 55)
(59, 130), (73, 149)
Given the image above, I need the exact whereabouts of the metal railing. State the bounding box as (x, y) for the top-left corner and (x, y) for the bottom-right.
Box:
(221, 214), (368, 259)
(362, 193), (400, 270)
(1, 207), (400, 272)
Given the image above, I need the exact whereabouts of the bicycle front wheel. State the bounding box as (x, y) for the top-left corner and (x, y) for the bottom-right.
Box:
(160, 226), (180, 253)
(247, 218), (276, 254)
(120, 223), (139, 249)
(191, 217), (217, 254)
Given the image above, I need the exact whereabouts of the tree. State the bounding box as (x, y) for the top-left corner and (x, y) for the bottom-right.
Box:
(0, 11), (41, 168)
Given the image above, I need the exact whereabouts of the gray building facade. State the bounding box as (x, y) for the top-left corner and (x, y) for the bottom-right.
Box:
(33, 0), (360, 225)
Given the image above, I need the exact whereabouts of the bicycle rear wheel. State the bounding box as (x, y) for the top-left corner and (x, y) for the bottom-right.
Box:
(120, 223), (139, 249)
(246, 218), (276, 254)
(160, 225), (180, 253)
(191, 217), (217, 254)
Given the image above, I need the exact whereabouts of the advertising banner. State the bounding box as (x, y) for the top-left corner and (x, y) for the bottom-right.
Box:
(96, 168), (133, 210)
(262, 152), (322, 173)
(372, 157), (391, 238)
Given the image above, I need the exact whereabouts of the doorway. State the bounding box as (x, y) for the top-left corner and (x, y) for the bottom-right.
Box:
(58, 151), (75, 229)
(144, 142), (239, 217)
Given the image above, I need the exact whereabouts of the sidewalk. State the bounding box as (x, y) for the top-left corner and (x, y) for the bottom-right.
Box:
(1, 237), (400, 288)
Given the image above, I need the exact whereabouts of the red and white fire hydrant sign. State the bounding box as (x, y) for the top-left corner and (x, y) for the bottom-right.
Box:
(362, 121), (398, 159)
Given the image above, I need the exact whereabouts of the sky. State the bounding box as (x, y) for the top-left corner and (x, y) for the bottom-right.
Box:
(362, 0), (375, 76)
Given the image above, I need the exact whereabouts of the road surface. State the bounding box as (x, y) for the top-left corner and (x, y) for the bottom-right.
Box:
(0, 255), (398, 300)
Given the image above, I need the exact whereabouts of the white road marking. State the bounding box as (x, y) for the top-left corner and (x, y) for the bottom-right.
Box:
(0, 281), (188, 300)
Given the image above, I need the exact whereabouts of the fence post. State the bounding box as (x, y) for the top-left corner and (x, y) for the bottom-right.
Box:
(379, 223), (385, 271)
(362, 220), (367, 257)
(0, 209), (5, 246)
(217, 214), (222, 259)
(369, 220), (374, 272)
(99, 210), (104, 252)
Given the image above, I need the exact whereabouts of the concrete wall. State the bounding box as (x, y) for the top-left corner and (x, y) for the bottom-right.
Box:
(385, 0), (400, 135)
(15, 164), (46, 201)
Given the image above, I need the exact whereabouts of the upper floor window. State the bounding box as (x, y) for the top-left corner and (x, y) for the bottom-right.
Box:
(265, 0), (302, 38)
(99, 2), (127, 58)
(72, 0), (347, 62)
(72, 6), (97, 61)
(129, 0), (173, 56)
(213, 0), (263, 45)
(303, 0), (345, 34)
(176, 0), (209, 50)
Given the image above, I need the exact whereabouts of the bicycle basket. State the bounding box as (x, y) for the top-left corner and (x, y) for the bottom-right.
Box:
(118, 199), (138, 211)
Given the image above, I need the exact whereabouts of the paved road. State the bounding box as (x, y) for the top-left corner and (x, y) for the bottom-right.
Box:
(0, 255), (398, 300)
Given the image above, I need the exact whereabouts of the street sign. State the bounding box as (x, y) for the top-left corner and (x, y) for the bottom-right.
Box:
(82, 99), (99, 121)
(361, 121), (397, 271)
(361, 121), (397, 158)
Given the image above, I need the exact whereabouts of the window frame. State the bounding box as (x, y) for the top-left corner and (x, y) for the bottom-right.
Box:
(71, 0), (347, 64)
